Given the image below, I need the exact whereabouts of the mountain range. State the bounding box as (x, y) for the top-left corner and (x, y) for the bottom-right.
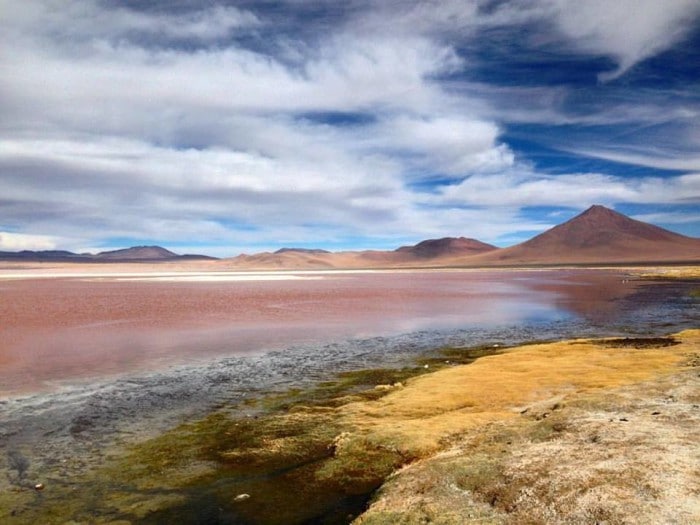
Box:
(2, 206), (698, 266)
(0, 245), (216, 262)
(224, 206), (699, 268)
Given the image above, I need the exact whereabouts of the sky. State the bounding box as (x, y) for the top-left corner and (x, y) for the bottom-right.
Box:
(1, 0), (699, 257)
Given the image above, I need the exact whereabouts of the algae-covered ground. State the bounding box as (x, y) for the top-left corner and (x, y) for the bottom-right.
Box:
(2, 330), (699, 525)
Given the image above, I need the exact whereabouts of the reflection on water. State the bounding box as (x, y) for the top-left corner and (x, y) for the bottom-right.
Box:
(0, 269), (694, 397)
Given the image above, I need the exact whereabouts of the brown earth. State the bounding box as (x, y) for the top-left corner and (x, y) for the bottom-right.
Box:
(355, 332), (700, 524)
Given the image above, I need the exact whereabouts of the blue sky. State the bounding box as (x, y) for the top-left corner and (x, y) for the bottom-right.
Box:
(0, 0), (699, 256)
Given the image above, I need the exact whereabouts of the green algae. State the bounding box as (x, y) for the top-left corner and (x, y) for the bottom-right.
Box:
(108, 409), (405, 524)
(418, 342), (510, 367)
(2, 343), (505, 525)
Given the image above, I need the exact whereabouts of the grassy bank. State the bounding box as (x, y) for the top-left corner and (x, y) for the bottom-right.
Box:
(2, 332), (699, 524)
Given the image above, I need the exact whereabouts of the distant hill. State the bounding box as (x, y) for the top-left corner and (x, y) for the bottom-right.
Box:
(226, 237), (498, 269)
(466, 205), (700, 265)
(274, 248), (331, 255)
(95, 245), (179, 260)
(228, 250), (337, 269)
(0, 249), (88, 262)
(396, 237), (497, 259)
(0, 245), (215, 262)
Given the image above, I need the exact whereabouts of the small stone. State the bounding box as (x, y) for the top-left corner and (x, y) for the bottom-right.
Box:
(423, 364), (429, 369)
(34, 483), (44, 491)
(234, 493), (250, 502)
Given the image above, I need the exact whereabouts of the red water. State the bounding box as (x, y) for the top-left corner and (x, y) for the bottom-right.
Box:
(0, 270), (634, 396)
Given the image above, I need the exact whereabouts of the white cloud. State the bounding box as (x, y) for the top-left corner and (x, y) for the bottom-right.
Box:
(632, 211), (700, 225)
(571, 148), (700, 172)
(438, 172), (631, 207)
(438, 171), (700, 208)
(358, 0), (700, 82)
(546, 0), (700, 81)
(0, 11), (458, 133)
(2, 1), (259, 44)
(371, 116), (513, 175)
(0, 231), (59, 251)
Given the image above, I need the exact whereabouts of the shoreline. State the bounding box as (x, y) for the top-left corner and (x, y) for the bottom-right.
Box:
(1, 263), (699, 280)
(2, 329), (697, 524)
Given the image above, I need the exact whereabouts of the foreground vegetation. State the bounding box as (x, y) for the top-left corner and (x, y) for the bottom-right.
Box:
(3, 328), (698, 524)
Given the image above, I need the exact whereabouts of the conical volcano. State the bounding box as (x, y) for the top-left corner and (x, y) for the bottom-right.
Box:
(468, 205), (700, 264)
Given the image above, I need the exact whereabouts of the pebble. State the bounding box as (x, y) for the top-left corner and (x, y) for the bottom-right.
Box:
(234, 493), (250, 502)
(34, 483), (44, 491)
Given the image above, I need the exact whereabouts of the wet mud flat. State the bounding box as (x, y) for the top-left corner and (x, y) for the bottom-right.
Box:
(0, 272), (698, 523)
(0, 326), (581, 484)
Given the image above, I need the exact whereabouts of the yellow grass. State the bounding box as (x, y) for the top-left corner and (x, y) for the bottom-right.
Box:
(355, 332), (700, 524)
(632, 265), (700, 279)
(339, 331), (698, 456)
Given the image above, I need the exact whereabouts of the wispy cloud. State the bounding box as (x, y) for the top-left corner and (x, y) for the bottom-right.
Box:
(546, 0), (700, 81)
(438, 171), (700, 208)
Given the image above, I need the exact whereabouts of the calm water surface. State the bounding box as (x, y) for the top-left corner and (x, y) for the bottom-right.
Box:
(0, 269), (696, 397)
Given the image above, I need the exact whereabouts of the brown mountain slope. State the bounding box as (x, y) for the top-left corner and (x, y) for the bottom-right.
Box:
(227, 250), (338, 269)
(95, 245), (179, 261)
(225, 237), (498, 269)
(464, 205), (700, 265)
(395, 237), (497, 259)
(225, 249), (411, 270)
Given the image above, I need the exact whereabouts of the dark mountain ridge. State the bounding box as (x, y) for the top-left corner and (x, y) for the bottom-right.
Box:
(0, 245), (215, 262)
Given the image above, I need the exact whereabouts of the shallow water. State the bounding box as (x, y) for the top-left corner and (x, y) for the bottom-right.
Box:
(0, 268), (697, 514)
(0, 268), (676, 397)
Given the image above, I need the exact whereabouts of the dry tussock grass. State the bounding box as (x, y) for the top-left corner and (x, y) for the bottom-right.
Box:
(342, 332), (693, 455)
(354, 330), (700, 524)
(633, 266), (700, 279)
